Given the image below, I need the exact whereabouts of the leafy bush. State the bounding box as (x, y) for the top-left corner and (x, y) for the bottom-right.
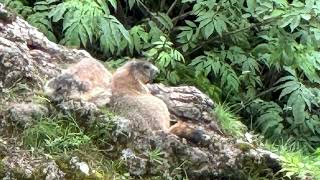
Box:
(266, 144), (320, 179)
(4, 0), (320, 151)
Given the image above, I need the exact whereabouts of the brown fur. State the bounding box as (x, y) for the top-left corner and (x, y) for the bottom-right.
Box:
(110, 60), (205, 143)
(110, 60), (170, 132)
(44, 58), (112, 106)
(66, 58), (112, 100)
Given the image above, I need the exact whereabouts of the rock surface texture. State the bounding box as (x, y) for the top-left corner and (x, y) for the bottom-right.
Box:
(0, 4), (281, 179)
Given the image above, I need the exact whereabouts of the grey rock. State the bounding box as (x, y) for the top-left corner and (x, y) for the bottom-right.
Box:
(70, 156), (90, 176)
(43, 161), (66, 180)
(147, 84), (215, 122)
(1, 145), (65, 179)
(7, 102), (48, 128)
(121, 148), (147, 176)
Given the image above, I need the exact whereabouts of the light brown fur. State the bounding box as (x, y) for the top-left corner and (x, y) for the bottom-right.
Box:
(44, 58), (112, 106)
(110, 60), (205, 143)
(110, 60), (170, 132)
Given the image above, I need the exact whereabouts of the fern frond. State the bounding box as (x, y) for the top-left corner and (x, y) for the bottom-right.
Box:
(176, 20), (199, 52)
(128, 25), (148, 54)
(99, 15), (131, 54)
(250, 100), (284, 137)
(1, 0), (32, 17)
(28, 12), (57, 42)
(27, 0), (57, 42)
(48, 0), (115, 48)
(275, 72), (316, 124)
(190, 51), (240, 93)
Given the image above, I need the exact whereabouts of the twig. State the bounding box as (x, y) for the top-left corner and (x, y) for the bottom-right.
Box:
(183, 25), (253, 56)
(233, 86), (278, 114)
(172, 4), (188, 25)
(167, 0), (179, 15)
(160, 0), (166, 11)
(137, 0), (153, 17)
(179, 16), (281, 57)
(172, 11), (191, 23)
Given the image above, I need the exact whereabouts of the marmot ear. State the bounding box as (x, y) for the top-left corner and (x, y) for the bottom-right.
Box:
(131, 59), (137, 65)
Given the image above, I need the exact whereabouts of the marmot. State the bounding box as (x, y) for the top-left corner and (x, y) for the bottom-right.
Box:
(44, 58), (112, 106)
(110, 60), (205, 143)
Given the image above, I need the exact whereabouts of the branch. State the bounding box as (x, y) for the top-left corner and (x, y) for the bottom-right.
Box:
(160, 0), (166, 11)
(179, 17), (281, 57)
(172, 11), (191, 23)
(172, 4), (189, 25)
(182, 25), (253, 56)
(232, 86), (278, 114)
(137, 1), (153, 17)
(167, 0), (179, 15)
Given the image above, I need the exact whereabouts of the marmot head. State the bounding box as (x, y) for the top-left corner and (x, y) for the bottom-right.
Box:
(44, 73), (89, 101)
(126, 60), (160, 84)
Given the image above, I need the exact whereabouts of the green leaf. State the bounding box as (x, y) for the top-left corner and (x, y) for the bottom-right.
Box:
(289, 15), (301, 32)
(301, 14), (311, 20)
(292, 95), (305, 123)
(278, 83), (300, 100)
(246, 0), (256, 12)
(107, 0), (117, 10)
(128, 0), (136, 9)
(185, 20), (197, 28)
(204, 23), (214, 39)
(49, 3), (67, 22)
(214, 19), (226, 36)
(78, 24), (88, 47)
(155, 13), (173, 30)
(280, 16), (294, 28)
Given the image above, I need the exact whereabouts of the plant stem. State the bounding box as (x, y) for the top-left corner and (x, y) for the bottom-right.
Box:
(172, 4), (188, 25)
(138, 0), (153, 16)
(167, 0), (179, 15)
(160, 0), (166, 11)
(232, 86), (279, 114)
(178, 16), (281, 56)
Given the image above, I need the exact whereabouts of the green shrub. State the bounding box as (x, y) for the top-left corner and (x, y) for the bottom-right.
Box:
(266, 143), (320, 179)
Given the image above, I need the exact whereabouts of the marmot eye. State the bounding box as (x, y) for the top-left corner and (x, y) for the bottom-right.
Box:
(143, 64), (150, 69)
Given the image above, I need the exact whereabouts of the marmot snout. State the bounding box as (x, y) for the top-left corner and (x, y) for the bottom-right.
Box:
(130, 60), (159, 83)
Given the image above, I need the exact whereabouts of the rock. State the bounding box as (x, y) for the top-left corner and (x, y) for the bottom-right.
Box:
(1, 144), (65, 179)
(147, 84), (215, 122)
(121, 148), (147, 176)
(7, 102), (48, 128)
(109, 122), (281, 179)
(70, 157), (90, 176)
(42, 161), (66, 180)
(0, 5), (93, 90)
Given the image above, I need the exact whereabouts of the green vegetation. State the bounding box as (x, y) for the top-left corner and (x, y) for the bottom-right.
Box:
(2, 0), (320, 179)
(22, 114), (90, 153)
(147, 148), (165, 165)
(214, 104), (247, 138)
(20, 112), (134, 179)
(266, 144), (320, 179)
